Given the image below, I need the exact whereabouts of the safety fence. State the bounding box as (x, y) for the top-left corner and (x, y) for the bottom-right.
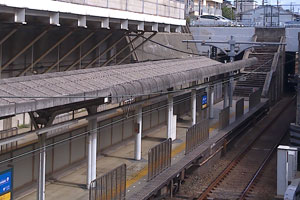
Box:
(249, 90), (261, 110)
(148, 138), (172, 181)
(219, 107), (230, 130)
(185, 119), (209, 155)
(89, 164), (126, 200)
(236, 98), (245, 120)
(0, 127), (18, 153)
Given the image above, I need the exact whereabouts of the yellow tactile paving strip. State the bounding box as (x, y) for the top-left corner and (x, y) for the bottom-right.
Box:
(126, 105), (248, 188)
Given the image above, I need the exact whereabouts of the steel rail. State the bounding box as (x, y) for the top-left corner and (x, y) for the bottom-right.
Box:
(197, 97), (295, 200)
(239, 128), (288, 199)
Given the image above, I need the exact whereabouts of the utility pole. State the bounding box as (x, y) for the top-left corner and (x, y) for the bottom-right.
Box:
(277, 0), (280, 26)
(263, 0), (265, 26)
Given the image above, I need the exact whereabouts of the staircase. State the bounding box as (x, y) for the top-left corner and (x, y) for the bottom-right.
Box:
(234, 37), (282, 98)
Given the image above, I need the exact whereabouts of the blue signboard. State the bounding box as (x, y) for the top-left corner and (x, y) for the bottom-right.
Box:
(0, 168), (12, 198)
(201, 94), (208, 109)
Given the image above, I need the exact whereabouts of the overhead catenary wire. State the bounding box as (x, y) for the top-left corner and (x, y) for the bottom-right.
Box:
(0, 53), (294, 169)
(0, 54), (290, 166)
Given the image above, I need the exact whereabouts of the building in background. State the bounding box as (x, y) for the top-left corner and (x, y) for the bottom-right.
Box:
(235, 0), (257, 13)
(240, 5), (296, 26)
(188, 0), (223, 16)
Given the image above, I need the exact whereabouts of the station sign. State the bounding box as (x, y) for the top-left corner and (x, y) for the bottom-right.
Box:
(0, 168), (12, 200)
(201, 93), (208, 109)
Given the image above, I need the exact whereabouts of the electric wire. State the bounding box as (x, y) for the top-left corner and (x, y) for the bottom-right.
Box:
(0, 92), (200, 167)
(0, 49), (293, 166)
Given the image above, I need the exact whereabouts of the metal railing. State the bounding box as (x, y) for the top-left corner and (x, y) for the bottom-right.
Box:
(185, 119), (209, 155)
(148, 138), (172, 181)
(89, 164), (126, 200)
(0, 127), (18, 153)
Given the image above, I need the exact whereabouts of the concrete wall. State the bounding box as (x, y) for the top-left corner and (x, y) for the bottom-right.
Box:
(190, 27), (255, 54)
(132, 33), (199, 61)
(190, 26), (300, 53)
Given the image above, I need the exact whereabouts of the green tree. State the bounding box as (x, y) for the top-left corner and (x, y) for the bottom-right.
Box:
(222, 7), (235, 20)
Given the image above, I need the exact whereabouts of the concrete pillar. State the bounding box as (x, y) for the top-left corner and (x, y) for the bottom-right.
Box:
(87, 107), (98, 188)
(191, 89), (197, 125)
(209, 85), (214, 119)
(223, 83), (229, 109)
(37, 134), (46, 200)
(167, 94), (174, 139)
(134, 106), (142, 160)
(229, 77), (234, 107)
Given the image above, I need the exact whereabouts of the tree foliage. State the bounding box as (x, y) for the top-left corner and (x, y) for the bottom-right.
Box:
(222, 7), (235, 20)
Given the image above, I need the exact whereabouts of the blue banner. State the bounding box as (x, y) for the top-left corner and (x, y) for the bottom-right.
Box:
(0, 169), (12, 196)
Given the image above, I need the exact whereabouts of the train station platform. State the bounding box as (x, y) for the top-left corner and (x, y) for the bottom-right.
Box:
(17, 98), (250, 200)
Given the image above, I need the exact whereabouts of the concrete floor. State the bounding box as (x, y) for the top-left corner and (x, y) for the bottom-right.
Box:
(17, 99), (249, 200)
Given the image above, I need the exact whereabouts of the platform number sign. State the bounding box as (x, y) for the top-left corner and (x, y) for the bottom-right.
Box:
(201, 93), (208, 109)
(0, 168), (12, 200)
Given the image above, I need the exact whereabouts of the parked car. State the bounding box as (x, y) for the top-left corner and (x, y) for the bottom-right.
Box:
(190, 15), (233, 26)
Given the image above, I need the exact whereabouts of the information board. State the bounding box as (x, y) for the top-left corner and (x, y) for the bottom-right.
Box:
(0, 168), (12, 200)
(201, 94), (208, 109)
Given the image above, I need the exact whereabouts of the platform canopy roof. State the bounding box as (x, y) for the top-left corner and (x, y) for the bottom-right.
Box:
(0, 57), (257, 118)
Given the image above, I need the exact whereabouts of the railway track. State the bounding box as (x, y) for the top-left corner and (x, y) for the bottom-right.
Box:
(196, 97), (295, 200)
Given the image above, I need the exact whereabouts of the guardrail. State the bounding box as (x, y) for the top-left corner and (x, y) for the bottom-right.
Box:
(89, 164), (126, 200)
(185, 119), (209, 155)
(148, 138), (172, 181)
(0, 127), (18, 153)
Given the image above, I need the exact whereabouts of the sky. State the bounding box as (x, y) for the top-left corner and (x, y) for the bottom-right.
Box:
(231, 0), (300, 13)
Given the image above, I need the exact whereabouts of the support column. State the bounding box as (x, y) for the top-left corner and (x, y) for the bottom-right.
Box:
(223, 82), (229, 108)
(37, 134), (46, 200)
(209, 85), (214, 119)
(167, 94), (174, 139)
(134, 106), (142, 160)
(229, 76), (234, 107)
(191, 89), (197, 125)
(87, 106), (98, 188)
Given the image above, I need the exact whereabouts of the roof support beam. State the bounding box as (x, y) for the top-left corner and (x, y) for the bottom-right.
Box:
(117, 32), (157, 65)
(101, 18), (110, 29)
(100, 32), (144, 67)
(50, 12), (60, 26)
(164, 24), (171, 33)
(43, 31), (94, 73)
(152, 23), (158, 32)
(14, 8), (26, 24)
(175, 26), (181, 33)
(137, 22), (145, 31)
(64, 32), (113, 71)
(18, 30), (74, 77)
(78, 16), (87, 28)
(1, 29), (49, 71)
(84, 32), (127, 69)
(121, 19), (128, 30)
